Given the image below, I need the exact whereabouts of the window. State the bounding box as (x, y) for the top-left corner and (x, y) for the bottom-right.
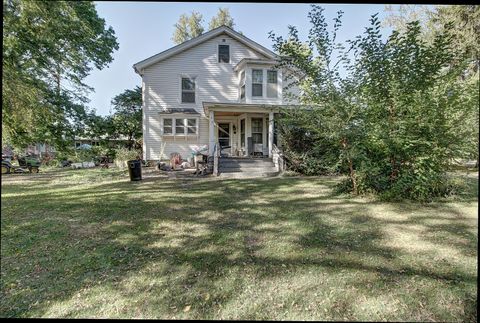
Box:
(163, 118), (172, 134)
(252, 69), (263, 97)
(251, 118), (263, 144)
(181, 77), (195, 103)
(239, 71), (245, 100)
(187, 119), (197, 134)
(175, 119), (185, 134)
(218, 44), (230, 63)
(164, 118), (197, 135)
(267, 70), (278, 98)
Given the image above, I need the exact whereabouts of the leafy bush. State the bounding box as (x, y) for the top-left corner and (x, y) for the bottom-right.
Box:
(113, 148), (140, 169)
(271, 6), (478, 201)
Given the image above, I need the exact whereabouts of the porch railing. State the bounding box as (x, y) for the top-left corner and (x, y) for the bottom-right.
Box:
(272, 144), (286, 173)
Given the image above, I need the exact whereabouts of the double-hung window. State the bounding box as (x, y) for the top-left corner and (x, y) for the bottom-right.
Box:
(218, 45), (230, 63)
(163, 117), (197, 135)
(181, 77), (195, 103)
(239, 71), (245, 100)
(252, 69), (263, 97)
(267, 70), (278, 98)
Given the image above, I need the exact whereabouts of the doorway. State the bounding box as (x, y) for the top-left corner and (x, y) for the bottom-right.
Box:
(217, 122), (231, 155)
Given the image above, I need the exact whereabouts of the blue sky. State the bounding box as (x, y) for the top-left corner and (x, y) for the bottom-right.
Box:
(85, 2), (403, 116)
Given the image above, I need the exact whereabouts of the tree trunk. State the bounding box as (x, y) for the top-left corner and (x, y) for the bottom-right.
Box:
(341, 138), (357, 195)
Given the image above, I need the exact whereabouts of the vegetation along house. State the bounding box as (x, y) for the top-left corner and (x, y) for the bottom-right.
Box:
(133, 26), (299, 171)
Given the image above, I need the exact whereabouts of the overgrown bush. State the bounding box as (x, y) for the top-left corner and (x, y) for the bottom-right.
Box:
(271, 5), (478, 201)
(113, 148), (140, 169)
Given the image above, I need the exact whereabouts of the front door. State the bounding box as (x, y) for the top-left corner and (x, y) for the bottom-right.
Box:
(218, 123), (230, 155)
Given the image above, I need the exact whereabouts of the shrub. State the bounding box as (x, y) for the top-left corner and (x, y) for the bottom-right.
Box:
(113, 148), (140, 169)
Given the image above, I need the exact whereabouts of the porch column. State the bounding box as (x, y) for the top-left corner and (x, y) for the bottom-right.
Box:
(209, 110), (215, 156)
(268, 111), (274, 158)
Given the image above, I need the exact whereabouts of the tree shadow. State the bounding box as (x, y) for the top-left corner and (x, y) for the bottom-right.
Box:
(1, 175), (477, 319)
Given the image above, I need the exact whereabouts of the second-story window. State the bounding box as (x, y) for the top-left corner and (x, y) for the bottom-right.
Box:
(218, 44), (230, 63)
(181, 77), (195, 103)
(240, 71), (245, 99)
(267, 70), (278, 98)
(252, 69), (263, 97)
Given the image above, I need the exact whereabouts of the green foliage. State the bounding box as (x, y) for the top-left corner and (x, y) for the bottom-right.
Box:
(209, 8), (235, 30)
(271, 5), (479, 201)
(172, 11), (204, 44)
(110, 86), (142, 149)
(113, 147), (141, 168)
(2, 0), (119, 150)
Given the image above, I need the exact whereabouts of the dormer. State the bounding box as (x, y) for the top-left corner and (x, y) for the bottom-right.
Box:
(234, 58), (282, 105)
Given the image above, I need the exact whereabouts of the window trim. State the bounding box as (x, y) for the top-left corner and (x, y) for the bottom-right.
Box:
(180, 75), (197, 104)
(218, 44), (230, 63)
(252, 69), (263, 97)
(239, 70), (246, 100)
(162, 116), (198, 136)
(267, 69), (278, 98)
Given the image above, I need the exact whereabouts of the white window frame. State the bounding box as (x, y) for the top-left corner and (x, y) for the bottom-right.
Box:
(267, 70), (278, 98)
(161, 116), (198, 136)
(179, 75), (197, 104)
(218, 44), (230, 63)
(239, 70), (246, 100)
(252, 69), (263, 97)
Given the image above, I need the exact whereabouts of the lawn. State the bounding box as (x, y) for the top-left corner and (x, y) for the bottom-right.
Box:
(1, 168), (477, 320)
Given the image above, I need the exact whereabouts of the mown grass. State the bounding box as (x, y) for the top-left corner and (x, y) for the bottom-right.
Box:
(1, 168), (477, 320)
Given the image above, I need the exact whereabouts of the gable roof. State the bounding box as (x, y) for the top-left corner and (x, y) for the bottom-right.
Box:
(133, 25), (278, 75)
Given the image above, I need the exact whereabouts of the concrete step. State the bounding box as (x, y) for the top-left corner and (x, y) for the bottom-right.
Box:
(220, 158), (273, 163)
(218, 171), (279, 179)
(219, 166), (278, 173)
(220, 163), (276, 169)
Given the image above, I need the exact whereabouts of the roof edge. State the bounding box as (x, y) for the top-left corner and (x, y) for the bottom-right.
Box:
(133, 26), (278, 74)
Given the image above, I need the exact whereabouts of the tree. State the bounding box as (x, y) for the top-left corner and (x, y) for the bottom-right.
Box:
(209, 8), (235, 30)
(2, 0), (119, 151)
(172, 11), (204, 44)
(110, 86), (142, 150)
(383, 5), (479, 164)
(270, 5), (478, 200)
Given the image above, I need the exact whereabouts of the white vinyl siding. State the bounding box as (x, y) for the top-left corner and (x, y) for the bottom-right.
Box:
(142, 34), (268, 160)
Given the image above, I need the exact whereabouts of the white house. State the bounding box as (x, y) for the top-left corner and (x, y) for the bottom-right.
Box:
(133, 26), (299, 164)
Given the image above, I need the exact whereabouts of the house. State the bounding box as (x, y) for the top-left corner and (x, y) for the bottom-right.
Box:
(133, 26), (299, 169)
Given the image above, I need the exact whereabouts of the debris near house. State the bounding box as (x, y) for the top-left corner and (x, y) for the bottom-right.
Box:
(71, 161), (96, 169)
(170, 153), (183, 170)
(181, 161), (191, 169)
(156, 161), (171, 171)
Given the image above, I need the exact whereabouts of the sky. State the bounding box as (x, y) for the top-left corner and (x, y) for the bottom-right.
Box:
(85, 2), (405, 116)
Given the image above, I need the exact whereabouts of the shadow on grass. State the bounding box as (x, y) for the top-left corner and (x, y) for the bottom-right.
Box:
(1, 174), (477, 319)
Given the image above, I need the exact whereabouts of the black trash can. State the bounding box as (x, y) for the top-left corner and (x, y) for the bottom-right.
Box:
(127, 160), (142, 181)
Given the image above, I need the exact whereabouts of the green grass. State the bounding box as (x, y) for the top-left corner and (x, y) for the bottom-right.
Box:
(1, 168), (478, 320)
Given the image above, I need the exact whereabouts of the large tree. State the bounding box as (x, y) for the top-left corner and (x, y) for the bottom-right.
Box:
(110, 86), (142, 150)
(208, 8), (235, 30)
(2, 0), (119, 151)
(172, 11), (204, 44)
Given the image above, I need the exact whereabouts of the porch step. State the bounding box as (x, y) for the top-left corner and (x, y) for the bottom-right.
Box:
(218, 157), (278, 178)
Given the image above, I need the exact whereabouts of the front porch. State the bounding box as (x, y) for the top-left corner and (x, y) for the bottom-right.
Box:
(203, 102), (280, 158)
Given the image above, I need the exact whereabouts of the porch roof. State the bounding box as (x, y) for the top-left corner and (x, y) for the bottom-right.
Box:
(202, 101), (287, 115)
